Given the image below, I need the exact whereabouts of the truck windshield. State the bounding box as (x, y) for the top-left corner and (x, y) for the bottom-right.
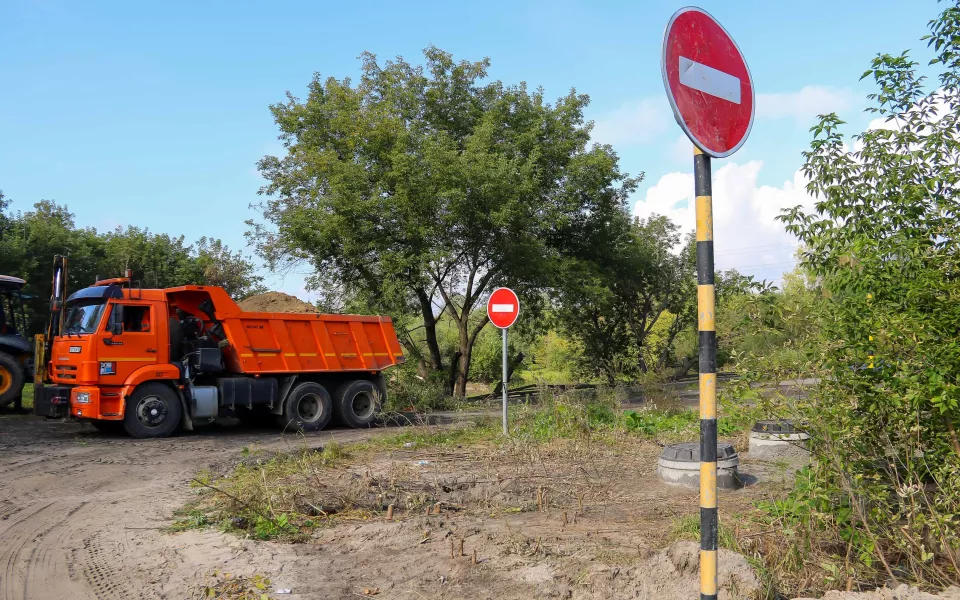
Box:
(63, 300), (107, 335)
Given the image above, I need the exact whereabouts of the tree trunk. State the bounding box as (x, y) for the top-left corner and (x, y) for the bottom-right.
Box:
(416, 288), (443, 373)
(447, 350), (462, 396)
(453, 316), (490, 398)
(455, 345), (472, 399)
(671, 356), (696, 381)
(492, 352), (525, 396)
(656, 316), (685, 371)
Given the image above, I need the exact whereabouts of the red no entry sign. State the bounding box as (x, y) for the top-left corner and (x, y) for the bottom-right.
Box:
(487, 288), (520, 329)
(661, 7), (754, 158)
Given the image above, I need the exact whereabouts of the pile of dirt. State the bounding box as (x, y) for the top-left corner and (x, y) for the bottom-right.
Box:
(794, 586), (960, 600)
(237, 291), (317, 313)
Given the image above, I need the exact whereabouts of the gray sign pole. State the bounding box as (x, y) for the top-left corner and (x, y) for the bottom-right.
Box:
(502, 327), (509, 435)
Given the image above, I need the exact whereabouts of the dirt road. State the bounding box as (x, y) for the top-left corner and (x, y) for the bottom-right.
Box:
(0, 413), (383, 600)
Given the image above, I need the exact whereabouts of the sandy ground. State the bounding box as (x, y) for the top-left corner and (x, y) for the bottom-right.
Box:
(6, 393), (947, 600)
(0, 413), (389, 600)
(0, 409), (783, 600)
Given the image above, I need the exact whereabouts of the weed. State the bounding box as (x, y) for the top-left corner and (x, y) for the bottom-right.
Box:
(169, 508), (211, 532)
(196, 572), (272, 600)
(670, 514), (739, 551)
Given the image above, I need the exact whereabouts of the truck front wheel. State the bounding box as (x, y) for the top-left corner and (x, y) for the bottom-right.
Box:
(334, 380), (381, 428)
(123, 383), (182, 439)
(277, 382), (332, 433)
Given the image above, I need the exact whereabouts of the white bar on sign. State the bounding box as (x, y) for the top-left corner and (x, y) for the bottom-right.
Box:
(491, 304), (515, 313)
(678, 56), (741, 104)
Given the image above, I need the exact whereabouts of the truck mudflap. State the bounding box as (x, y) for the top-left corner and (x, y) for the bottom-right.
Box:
(33, 384), (71, 419)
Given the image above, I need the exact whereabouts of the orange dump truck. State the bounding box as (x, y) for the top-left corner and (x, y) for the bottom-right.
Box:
(34, 260), (404, 438)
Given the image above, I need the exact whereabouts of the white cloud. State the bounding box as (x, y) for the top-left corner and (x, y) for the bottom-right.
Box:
(590, 98), (670, 147)
(668, 134), (694, 164)
(633, 161), (817, 284)
(757, 86), (857, 124)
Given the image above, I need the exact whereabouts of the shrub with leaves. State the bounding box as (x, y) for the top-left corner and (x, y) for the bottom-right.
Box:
(771, 1), (960, 589)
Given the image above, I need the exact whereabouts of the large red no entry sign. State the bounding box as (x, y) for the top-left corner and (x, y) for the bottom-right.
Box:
(661, 7), (754, 158)
(487, 287), (520, 329)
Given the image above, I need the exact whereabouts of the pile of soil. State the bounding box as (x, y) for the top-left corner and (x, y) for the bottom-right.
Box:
(237, 291), (317, 313)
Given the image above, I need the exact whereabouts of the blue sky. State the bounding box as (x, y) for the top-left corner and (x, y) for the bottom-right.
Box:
(0, 0), (944, 294)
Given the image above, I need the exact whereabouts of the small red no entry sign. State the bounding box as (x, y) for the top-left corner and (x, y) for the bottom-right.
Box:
(661, 7), (754, 158)
(487, 288), (520, 329)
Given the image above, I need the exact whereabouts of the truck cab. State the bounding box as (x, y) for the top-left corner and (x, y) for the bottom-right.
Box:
(44, 281), (172, 423)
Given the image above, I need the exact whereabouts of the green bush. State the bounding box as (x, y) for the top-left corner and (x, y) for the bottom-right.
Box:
(384, 364), (451, 412)
(737, 5), (960, 590)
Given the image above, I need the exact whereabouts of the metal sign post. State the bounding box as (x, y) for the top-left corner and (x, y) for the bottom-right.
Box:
(487, 287), (520, 436)
(502, 327), (509, 435)
(695, 145), (718, 598)
(661, 7), (754, 599)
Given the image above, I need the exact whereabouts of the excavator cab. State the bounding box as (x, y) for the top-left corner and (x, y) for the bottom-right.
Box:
(0, 275), (31, 409)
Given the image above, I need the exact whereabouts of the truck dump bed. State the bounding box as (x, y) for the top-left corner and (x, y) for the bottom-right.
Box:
(167, 286), (405, 375)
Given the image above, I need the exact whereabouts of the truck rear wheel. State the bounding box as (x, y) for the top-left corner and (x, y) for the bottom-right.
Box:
(123, 383), (182, 439)
(334, 380), (381, 429)
(277, 382), (332, 433)
(0, 352), (25, 409)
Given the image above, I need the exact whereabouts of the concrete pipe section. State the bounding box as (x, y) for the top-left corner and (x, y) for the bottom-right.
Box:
(657, 442), (742, 489)
(748, 420), (810, 462)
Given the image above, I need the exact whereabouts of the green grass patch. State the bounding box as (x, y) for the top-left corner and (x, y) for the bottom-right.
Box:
(21, 383), (33, 409)
(176, 391), (758, 542)
(670, 513), (740, 550)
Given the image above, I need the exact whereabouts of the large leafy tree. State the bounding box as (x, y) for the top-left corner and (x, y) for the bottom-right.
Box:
(249, 47), (637, 396)
(554, 214), (697, 383)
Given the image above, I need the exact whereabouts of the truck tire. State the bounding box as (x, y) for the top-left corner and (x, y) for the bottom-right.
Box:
(123, 383), (182, 439)
(334, 380), (381, 429)
(277, 382), (332, 433)
(0, 352), (25, 409)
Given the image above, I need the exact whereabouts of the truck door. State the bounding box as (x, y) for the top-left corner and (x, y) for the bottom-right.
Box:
(98, 302), (159, 385)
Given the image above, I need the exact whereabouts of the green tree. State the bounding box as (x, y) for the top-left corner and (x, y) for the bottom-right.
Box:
(0, 198), (263, 334)
(772, 1), (960, 585)
(191, 237), (266, 300)
(101, 228), (265, 299)
(554, 214), (707, 383)
(249, 47), (638, 396)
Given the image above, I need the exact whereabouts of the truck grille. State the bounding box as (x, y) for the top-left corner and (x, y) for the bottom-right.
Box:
(55, 365), (77, 380)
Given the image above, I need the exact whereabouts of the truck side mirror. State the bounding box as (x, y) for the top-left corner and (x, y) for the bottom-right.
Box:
(110, 305), (124, 336)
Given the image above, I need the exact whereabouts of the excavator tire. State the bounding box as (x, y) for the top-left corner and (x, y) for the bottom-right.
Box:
(0, 352), (24, 409)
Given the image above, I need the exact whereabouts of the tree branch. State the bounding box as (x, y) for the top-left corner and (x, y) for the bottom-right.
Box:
(433, 279), (462, 322)
(469, 313), (490, 346)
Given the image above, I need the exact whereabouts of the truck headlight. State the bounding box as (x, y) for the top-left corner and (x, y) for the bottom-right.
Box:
(76, 392), (91, 404)
(100, 362), (116, 375)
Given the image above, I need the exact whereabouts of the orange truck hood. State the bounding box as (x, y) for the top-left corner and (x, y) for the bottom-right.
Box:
(49, 336), (99, 385)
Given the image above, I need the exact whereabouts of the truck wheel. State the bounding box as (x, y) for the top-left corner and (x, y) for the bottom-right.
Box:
(123, 383), (182, 439)
(0, 352), (25, 409)
(277, 382), (332, 433)
(334, 380), (381, 428)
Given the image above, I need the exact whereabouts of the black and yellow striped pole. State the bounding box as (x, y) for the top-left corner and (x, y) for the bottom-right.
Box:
(695, 146), (718, 600)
